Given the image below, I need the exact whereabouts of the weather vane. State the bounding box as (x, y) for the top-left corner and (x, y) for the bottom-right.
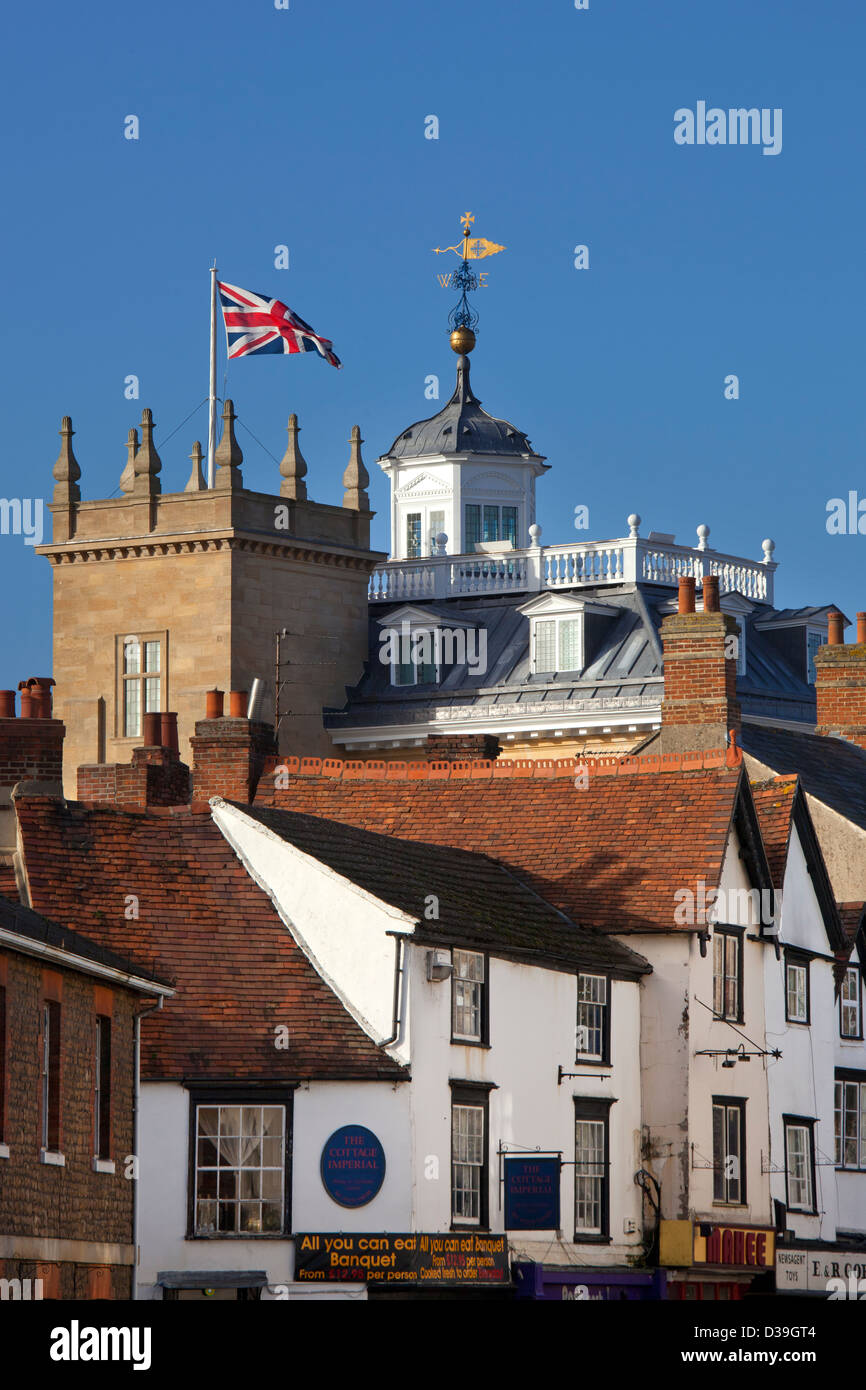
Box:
(432, 212), (505, 351)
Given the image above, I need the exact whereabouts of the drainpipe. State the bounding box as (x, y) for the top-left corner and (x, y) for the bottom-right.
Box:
(381, 935), (405, 1046)
(132, 995), (165, 1301)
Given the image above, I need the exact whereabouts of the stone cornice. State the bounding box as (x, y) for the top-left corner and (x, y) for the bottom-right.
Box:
(36, 529), (385, 572)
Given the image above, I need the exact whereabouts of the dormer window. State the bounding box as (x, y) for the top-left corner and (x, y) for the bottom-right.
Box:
(519, 593), (615, 677)
(377, 607), (484, 688)
(806, 629), (823, 684)
(534, 616), (581, 674)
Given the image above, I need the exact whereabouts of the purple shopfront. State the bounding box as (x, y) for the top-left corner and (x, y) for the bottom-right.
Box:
(514, 1263), (667, 1301)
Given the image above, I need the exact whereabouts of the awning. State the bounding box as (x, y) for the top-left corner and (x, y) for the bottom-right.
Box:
(156, 1270), (268, 1290)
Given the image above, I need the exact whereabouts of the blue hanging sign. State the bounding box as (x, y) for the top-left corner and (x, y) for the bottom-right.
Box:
(320, 1125), (386, 1208)
(504, 1156), (561, 1230)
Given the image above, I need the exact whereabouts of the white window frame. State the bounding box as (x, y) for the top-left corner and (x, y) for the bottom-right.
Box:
(531, 614), (583, 675)
(785, 1122), (814, 1212)
(193, 1103), (286, 1237)
(451, 950), (485, 1043)
(841, 967), (862, 1039)
(712, 930), (741, 1021)
(576, 973), (608, 1061)
(451, 1102), (484, 1225)
(785, 958), (808, 1024)
(835, 1079), (866, 1170)
(712, 1099), (744, 1205)
(574, 1116), (606, 1236)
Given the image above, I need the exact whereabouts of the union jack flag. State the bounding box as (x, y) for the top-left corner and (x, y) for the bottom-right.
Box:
(218, 282), (342, 367)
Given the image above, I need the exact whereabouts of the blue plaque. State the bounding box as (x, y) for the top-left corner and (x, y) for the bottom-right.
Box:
(320, 1125), (386, 1208)
(504, 1156), (560, 1230)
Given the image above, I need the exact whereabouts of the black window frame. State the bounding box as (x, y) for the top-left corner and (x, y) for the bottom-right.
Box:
(94, 1013), (112, 1161)
(450, 949), (489, 1048)
(782, 1114), (818, 1215)
(449, 1080), (494, 1231)
(840, 965), (863, 1040)
(576, 971), (611, 1065)
(186, 1086), (295, 1240)
(784, 949), (811, 1025)
(573, 1096), (614, 1244)
(712, 926), (744, 1023)
(712, 1095), (747, 1206)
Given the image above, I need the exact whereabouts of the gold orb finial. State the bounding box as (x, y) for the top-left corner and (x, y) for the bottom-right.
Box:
(450, 326), (476, 354)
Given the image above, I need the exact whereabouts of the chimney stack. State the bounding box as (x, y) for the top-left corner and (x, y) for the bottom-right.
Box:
(191, 693), (275, 804)
(814, 611), (866, 751)
(658, 585), (741, 754)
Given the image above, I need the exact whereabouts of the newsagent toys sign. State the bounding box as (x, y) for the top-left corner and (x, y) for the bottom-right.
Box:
(294, 1233), (510, 1285)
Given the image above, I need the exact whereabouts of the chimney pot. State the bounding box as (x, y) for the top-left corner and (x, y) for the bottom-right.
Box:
(0, 691), (15, 718)
(142, 711), (162, 746)
(205, 689), (225, 719)
(18, 684), (35, 718)
(857, 612), (866, 646)
(677, 576), (696, 614)
(702, 575), (720, 612)
(160, 712), (179, 755)
(229, 690), (248, 718)
(828, 611), (845, 646)
(30, 677), (55, 719)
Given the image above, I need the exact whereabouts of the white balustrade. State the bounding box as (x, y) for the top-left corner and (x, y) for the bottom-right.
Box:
(368, 535), (775, 604)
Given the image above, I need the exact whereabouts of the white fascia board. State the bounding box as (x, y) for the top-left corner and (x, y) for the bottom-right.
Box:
(331, 711), (661, 748)
(0, 928), (173, 998)
(210, 800), (415, 1052)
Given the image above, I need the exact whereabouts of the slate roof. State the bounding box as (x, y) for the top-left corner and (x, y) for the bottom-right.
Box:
(327, 585), (821, 737)
(13, 801), (406, 1084)
(254, 763), (763, 936)
(0, 894), (172, 988)
(381, 354), (540, 461)
(238, 803), (650, 978)
(742, 725), (866, 835)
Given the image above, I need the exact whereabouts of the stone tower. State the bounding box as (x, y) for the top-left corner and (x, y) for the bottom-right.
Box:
(38, 402), (382, 795)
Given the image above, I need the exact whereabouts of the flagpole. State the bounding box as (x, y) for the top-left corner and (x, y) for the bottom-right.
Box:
(207, 262), (218, 488)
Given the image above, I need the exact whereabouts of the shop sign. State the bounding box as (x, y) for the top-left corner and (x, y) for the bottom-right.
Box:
(295, 1232), (510, 1286)
(319, 1126), (385, 1208)
(693, 1223), (775, 1268)
(776, 1248), (866, 1295)
(504, 1156), (560, 1230)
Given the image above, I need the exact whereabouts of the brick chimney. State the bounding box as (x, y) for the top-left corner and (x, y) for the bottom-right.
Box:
(77, 712), (189, 808)
(814, 610), (866, 750)
(0, 682), (66, 872)
(190, 692), (276, 803)
(426, 734), (500, 762)
(658, 575), (742, 753)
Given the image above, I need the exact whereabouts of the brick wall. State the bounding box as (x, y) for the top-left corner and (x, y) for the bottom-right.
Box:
(0, 950), (138, 1299)
(425, 734), (501, 762)
(77, 746), (190, 808)
(659, 611), (741, 751)
(0, 718), (64, 792)
(814, 642), (866, 750)
(191, 716), (275, 803)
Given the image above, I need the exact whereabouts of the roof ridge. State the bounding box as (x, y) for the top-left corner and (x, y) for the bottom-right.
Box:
(261, 745), (742, 785)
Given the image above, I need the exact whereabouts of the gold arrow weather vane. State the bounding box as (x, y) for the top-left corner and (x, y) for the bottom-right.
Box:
(432, 210), (506, 260)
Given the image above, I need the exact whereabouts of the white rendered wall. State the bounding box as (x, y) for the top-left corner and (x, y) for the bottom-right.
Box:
(763, 823), (838, 1242)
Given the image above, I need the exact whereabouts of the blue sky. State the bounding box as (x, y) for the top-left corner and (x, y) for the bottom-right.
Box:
(3, 0), (865, 691)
